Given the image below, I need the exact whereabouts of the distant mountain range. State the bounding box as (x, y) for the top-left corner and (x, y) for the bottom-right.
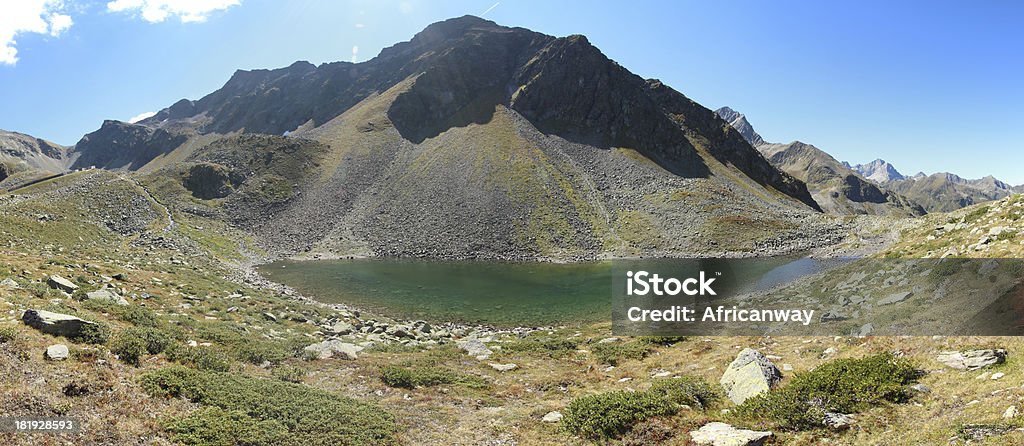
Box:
(716, 107), (1022, 214)
(715, 107), (924, 216)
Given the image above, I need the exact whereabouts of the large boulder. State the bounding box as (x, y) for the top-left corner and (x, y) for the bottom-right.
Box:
(47, 275), (79, 294)
(457, 338), (493, 359)
(720, 348), (782, 404)
(22, 309), (96, 338)
(936, 349), (1007, 370)
(690, 422), (773, 446)
(303, 340), (361, 360)
(85, 289), (129, 306)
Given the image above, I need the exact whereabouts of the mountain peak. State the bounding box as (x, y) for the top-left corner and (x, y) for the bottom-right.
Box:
(714, 106), (765, 146)
(852, 158), (904, 183)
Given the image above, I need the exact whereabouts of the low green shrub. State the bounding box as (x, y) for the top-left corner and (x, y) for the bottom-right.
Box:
(111, 327), (172, 366)
(379, 365), (487, 389)
(590, 341), (652, 365)
(0, 325), (17, 343)
(638, 336), (687, 346)
(74, 322), (110, 345)
(165, 406), (289, 446)
(736, 354), (916, 430)
(648, 376), (719, 409)
(502, 336), (578, 356)
(82, 299), (159, 327)
(271, 365), (307, 384)
(165, 344), (231, 372)
(562, 390), (675, 440)
(140, 366), (397, 446)
(233, 340), (295, 365)
(562, 375), (716, 440)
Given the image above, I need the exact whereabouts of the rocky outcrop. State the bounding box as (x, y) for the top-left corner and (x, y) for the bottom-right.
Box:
(689, 422), (773, 446)
(715, 107), (764, 147)
(720, 348), (782, 404)
(22, 309), (97, 339)
(70, 120), (187, 170)
(936, 349), (1006, 370)
(183, 162), (240, 199)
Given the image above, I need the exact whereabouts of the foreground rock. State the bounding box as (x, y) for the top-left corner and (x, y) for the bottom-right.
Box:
(720, 348), (782, 404)
(690, 422), (773, 446)
(457, 338), (493, 359)
(303, 340), (362, 360)
(45, 344), (69, 360)
(22, 309), (97, 338)
(936, 349), (1007, 370)
(47, 275), (79, 294)
(489, 363), (517, 372)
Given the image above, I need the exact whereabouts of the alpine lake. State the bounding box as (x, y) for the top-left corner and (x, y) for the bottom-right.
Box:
(256, 256), (844, 327)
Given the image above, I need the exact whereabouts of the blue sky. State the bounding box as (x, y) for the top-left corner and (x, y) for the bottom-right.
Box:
(1, 0), (1021, 183)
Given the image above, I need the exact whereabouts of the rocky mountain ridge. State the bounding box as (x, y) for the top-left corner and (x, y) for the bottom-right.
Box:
(0, 16), (844, 260)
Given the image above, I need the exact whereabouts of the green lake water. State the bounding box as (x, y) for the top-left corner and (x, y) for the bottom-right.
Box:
(256, 257), (841, 327)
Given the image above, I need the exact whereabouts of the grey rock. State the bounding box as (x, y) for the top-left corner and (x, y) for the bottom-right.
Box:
(910, 384), (931, 393)
(85, 289), (129, 306)
(820, 311), (847, 322)
(489, 363), (518, 372)
(45, 344), (69, 360)
(262, 312), (278, 322)
(720, 348), (782, 405)
(327, 321), (354, 335)
(823, 412), (855, 430)
(303, 340), (361, 360)
(0, 278), (19, 289)
(878, 291), (913, 305)
(457, 338), (493, 359)
(936, 349), (1006, 370)
(690, 422), (773, 446)
(22, 309), (97, 338)
(541, 411), (563, 423)
(47, 275), (79, 294)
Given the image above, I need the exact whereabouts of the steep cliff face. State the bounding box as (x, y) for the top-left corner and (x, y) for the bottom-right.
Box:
(70, 120), (187, 170)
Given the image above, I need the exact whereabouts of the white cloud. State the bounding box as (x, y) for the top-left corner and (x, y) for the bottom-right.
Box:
(0, 0), (73, 66)
(350, 45), (359, 63)
(107, 0), (241, 23)
(128, 111), (156, 123)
